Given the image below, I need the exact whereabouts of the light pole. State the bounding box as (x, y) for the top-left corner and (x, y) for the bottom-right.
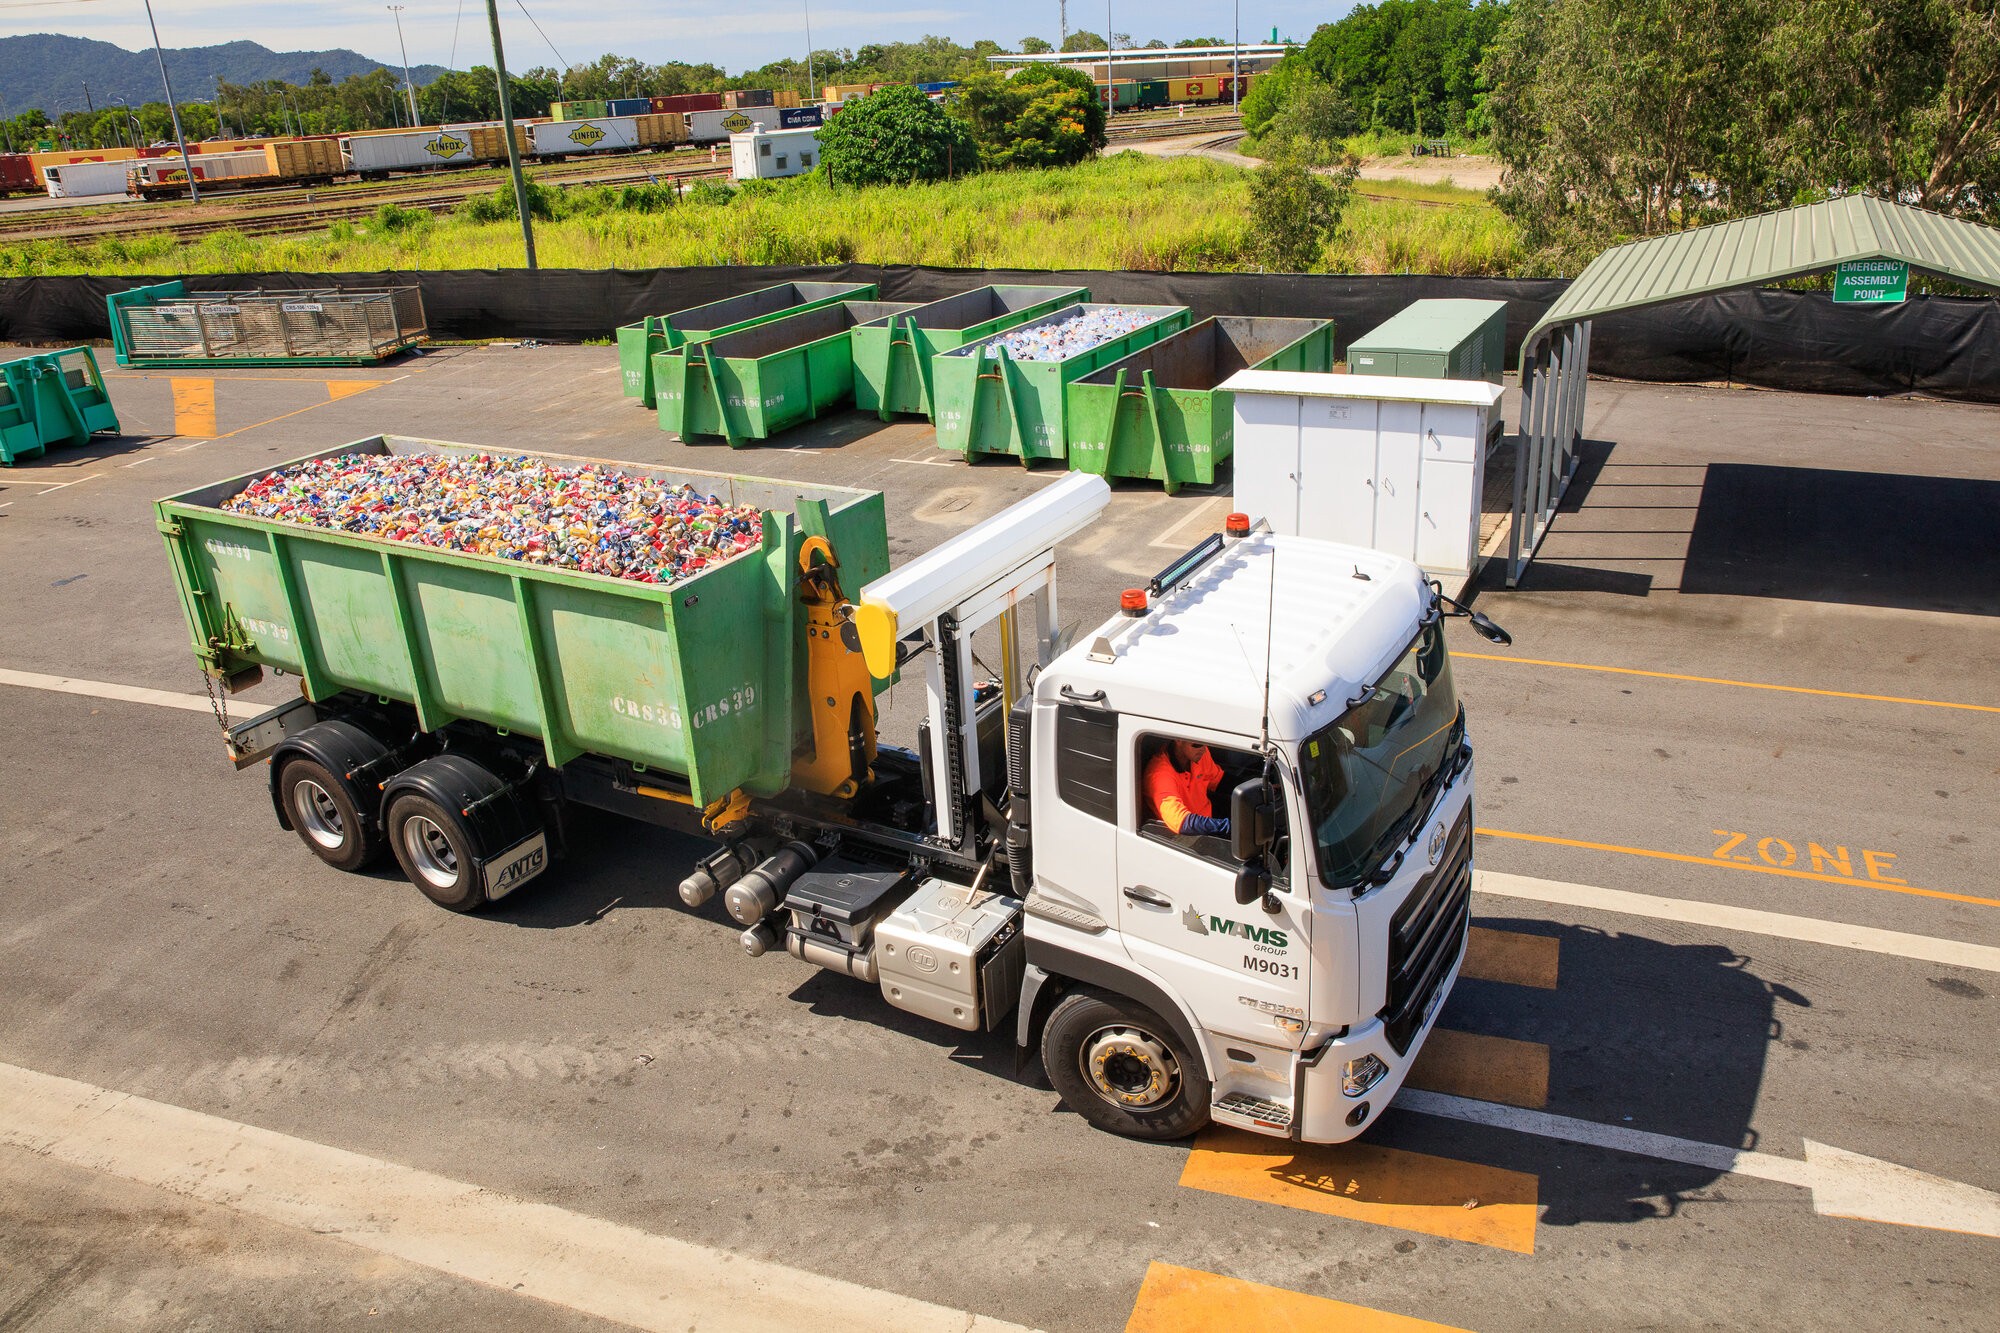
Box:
(1232, 0), (1239, 111)
(389, 5), (422, 127)
(804, 0), (815, 105)
(483, 0), (537, 268)
(141, 0), (201, 201)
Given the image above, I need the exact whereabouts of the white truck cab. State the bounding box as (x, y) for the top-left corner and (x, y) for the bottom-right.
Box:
(1017, 522), (1474, 1143)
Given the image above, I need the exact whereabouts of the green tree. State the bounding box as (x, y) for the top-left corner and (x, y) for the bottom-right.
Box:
(1062, 31), (1108, 53)
(1021, 37), (1055, 54)
(1246, 149), (1359, 270)
(817, 83), (977, 185)
(1301, 0), (1508, 135)
(953, 64), (1106, 169)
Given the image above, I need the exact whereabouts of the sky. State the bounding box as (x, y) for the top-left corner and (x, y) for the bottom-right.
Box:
(2, 1), (1350, 74)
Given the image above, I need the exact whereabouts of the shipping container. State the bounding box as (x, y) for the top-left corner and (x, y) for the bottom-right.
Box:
(1066, 317), (1334, 492)
(549, 99), (608, 122)
(156, 436), (891, 804)
(651, 92), (724, 114)
(263, 138), (341, 179)
(915, 81), (959, 94)
(468, 124), (530, 160)
(607, 97), (653, 117)
(1347, 299), (1507, 383)
(851, 285), (1091, 420)
(776, 105), (825, 129)
(1099, 81), (1141, 109)
(43, 159), (135, 197)
(529, 116), (643, 157)
(1167, 76), (1219, 103)
(686, 108), (763, 144)
(0, 348), (119, 465)
(617, 281), (878, 407)
(931, 304), (1193, 463)
(723, 88), (776, 109)
(345, 127), (483, 175)
(653, 301), (920, 445)
(631, 113), (687, 147)
(132, 150), (270, 185)
(0, 153), (35, 195)
(773, 89), (802, 108)
(1135, 80), (1169, 107)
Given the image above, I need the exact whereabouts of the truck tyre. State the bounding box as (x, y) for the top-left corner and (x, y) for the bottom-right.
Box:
(1042, 990), (1211, 1142)
(275, 753), (384, 872)
(384, 790), (486, 912)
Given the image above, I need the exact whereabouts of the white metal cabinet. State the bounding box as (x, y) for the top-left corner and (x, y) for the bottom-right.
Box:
(1224, 372), (1504, 576)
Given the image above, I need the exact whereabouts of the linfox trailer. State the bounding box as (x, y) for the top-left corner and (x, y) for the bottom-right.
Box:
(686, 108), (761, 144)
(616, 280), (878, 408)
(163, 437), (1509, 1145)
(529, 117), (645, 159)
(345, 127), (483, 176)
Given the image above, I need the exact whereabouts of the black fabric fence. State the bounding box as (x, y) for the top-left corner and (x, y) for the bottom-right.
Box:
(5, 265), (1997, 402)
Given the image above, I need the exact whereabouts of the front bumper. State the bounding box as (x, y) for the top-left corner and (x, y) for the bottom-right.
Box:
(1293, 941), (1464, 1144)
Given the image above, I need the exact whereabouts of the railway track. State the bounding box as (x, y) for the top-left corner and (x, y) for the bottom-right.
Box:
(9, 113), (1242, 247)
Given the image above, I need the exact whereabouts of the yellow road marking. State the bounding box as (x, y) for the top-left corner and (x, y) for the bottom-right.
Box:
(1180, 1128), (1539, 1254)
(1462, 926), (1558, 989)
(1127, 1262), (1471, 1332)
(325, 379), (380, 402)
(170, 377), (215, 437)
(1457, 652), (1998, 715)
(1407, 1030), (1549, 1109)
(1476, 827), (2000, 910)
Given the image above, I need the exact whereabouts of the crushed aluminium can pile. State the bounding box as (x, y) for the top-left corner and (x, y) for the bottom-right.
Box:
(982, 308), (1156, 361)
(220, 452), (763, 585)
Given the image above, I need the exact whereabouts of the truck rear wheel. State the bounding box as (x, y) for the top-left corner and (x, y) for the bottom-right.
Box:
(385, 791), (485, 912)
(275, 754), (383, 872)
(1042, 990), (1211, 1142)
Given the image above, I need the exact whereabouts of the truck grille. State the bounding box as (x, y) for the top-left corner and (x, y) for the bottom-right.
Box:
(1381, 806), (1472, 1055)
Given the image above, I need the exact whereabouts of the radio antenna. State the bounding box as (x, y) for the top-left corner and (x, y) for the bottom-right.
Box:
(1258, 529), (1277, 754)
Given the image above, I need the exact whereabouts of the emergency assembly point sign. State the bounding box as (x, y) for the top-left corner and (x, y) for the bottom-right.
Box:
(1832, 259), (1910, 303)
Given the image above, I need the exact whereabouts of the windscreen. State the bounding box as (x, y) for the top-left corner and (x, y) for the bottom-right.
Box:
(1299, 621), (1462, 888)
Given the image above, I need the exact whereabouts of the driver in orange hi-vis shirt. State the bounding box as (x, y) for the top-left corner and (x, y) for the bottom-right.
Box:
(1145, 738), (1230, 837)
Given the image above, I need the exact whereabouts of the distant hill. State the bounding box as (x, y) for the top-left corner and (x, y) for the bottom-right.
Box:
(0, 34), (447, 119)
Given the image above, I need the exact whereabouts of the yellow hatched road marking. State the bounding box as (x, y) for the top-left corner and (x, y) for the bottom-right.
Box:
(326, 379), (382, 401)
(1180, 1128), (1539, 1254)
(170, 377), (215, 437)
(1126, 1262), (1472, 1332)
(1462, 926), (1558, 989)
(1407, 1030), (1550, 1110)
(1476, 827), (2000, 910)
(1456, 651), (1999, 715)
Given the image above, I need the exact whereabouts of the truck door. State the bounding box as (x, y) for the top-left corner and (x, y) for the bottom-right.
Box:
(1114, 718), (1310, 1047)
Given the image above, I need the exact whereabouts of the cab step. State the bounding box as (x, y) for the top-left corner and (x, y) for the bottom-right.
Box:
(1213, 1091), (1293, 1130)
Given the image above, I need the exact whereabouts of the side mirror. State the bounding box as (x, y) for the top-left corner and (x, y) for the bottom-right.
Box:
(1233, 860), (1269, 906)
(1469, 611), (1512, 646)
(1229, 777), (1275, 863)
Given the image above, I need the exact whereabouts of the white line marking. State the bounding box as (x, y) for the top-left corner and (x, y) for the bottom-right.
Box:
(0, 502), (12, 510)
(892, 452), (960, 467)
(0, 667), (214, 714)
(1398, 1089), (2000, 1238)
(0, 1061), (1033, 1333)
(173, 438), (211, 451)
(122, 455), (159, 468)
(35, 473), (104, 495)
(1475, 869), (2000, 974)
(1149, 496), (1228, 549)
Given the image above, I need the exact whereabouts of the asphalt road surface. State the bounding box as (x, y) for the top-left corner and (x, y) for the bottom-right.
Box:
(1, 343), (1994, 1331)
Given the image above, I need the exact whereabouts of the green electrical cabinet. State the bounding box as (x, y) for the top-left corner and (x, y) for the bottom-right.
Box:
(1347, 299), (1507, 382)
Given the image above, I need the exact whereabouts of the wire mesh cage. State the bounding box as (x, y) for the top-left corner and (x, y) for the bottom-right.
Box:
(115, 287), (427, 366)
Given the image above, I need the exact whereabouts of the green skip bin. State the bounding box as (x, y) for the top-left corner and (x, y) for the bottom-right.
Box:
(1066, 317), (1334, 493)
(0, 347), (120, 465)
(616, 281), (878, 409)
(156, 436), (890, 805)
(652, 300), (920, 446)
(930, 303), (1191, 465)
(851, 284), (1090, 421)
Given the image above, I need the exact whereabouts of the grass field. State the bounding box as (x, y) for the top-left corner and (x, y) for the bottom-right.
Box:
(4, 153), (1521, 278)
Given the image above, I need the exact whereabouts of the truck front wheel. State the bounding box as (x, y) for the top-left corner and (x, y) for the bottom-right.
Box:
(385, 792), (485, 912)
(276, 755), (383, 872)
(1042, 990), (1211, 1142)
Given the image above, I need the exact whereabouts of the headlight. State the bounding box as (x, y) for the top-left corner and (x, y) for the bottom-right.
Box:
(1342, 1053), (1389, 1097)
